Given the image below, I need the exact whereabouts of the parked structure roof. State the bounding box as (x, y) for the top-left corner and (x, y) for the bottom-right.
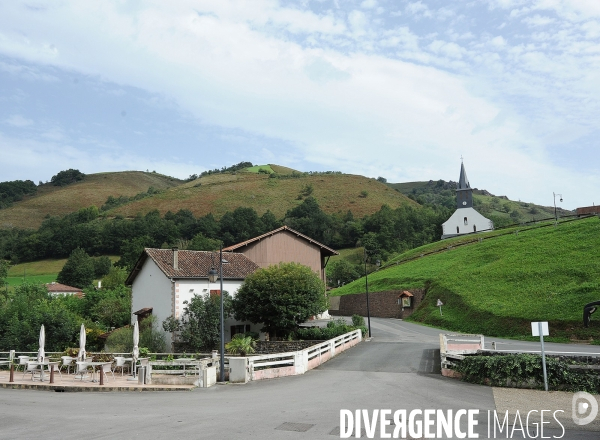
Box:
(126, 248), (259, 285)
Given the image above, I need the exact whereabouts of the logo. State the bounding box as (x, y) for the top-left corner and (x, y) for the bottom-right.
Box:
(572, 391), (598, 426)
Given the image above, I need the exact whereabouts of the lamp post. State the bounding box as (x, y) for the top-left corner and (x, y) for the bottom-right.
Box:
(364, 248), (372, 338)
(208, 244), (225, 383)
(553, 192), (563, 225)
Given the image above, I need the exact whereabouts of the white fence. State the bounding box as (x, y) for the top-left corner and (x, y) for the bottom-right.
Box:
(231, 329), (362, 383)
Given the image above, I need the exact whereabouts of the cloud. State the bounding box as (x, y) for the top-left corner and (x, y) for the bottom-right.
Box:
(4, 114), (33, 127)
(0, 1), (598, 209)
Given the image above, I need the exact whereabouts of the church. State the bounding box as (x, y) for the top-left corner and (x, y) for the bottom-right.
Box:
(441, 161), (494, 239)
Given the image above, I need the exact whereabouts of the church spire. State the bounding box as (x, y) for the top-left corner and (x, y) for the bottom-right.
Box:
(456, 160), (473, 209)
(458, 161), (470, 190)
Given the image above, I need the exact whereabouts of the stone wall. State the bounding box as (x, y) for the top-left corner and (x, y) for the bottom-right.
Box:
(329, 289), (424, 319)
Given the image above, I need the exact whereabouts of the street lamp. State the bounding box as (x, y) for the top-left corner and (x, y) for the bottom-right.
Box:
(208, 245), (225, 382)
(553, 192), (563, 225)
(364, 248), (372, 338)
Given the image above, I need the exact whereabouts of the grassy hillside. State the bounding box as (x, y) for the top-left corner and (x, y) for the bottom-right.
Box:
(0, 171), (181, 230)
(391, 180), (571, 224)
(331, 216), (600, 341)
(110, 173), (418, 220)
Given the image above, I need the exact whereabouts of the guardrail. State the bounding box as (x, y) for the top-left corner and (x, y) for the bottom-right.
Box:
(440, 333), (484, 370)
(245, 329), (362, 382)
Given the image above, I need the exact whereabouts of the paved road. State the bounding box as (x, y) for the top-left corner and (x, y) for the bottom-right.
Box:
(0, 318), (598, 439)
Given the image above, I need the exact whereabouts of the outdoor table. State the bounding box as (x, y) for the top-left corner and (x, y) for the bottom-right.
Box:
(26, 360), (59, 381)
(76, 361), (106, 382)
(174, 358), (195, 376)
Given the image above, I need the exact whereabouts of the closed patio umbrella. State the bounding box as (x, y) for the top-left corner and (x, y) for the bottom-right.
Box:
(37, 324), (45, 362)
(78, 323), (86, 362)
(132, 320), (139, 378)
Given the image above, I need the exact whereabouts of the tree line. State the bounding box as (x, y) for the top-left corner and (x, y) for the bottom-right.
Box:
(0, 196), (450, 272)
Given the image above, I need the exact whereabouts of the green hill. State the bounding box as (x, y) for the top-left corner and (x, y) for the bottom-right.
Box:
(0, 171), (182, 230)
(331, 216), (600, 341)
(391, 180), (572, 226)
(109, 172), (418, 220)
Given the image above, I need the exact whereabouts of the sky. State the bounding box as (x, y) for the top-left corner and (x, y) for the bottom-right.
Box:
(1, 0), (599, 210)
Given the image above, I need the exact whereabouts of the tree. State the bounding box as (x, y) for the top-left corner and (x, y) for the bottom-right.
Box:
(101, 266), (128, 290)
(0, 260), (8, 290)
(175, 291), (233, 351)
(93, 256), (112, 278)
(188, 232), (222, 251)
(233, 263), (327, 337)
(327, 259), (361, 287)
(57, 247), (95, 288)
(376, 176), (387, 183)
(50, 169), (85, 186)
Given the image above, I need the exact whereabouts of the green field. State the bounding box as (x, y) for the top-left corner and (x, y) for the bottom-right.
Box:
(6, 274), (57, 286)
(331, 217), (600, 340)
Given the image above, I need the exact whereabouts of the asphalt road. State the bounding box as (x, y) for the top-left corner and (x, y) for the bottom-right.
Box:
(0, 318), (598, 440)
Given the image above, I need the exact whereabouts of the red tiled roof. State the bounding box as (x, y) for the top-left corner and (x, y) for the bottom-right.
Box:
(45, 282), (82, 293)
(222, 226), (339, 256)
(126, 248), (259, 285)
(399, 291), (414, 297)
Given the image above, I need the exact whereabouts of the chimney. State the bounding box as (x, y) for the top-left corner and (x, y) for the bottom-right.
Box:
(172, 247), (179, 270)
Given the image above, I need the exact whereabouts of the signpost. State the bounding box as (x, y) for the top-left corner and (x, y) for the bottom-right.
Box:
(437, 299), (444, 316)
(531, 321), (549, 391)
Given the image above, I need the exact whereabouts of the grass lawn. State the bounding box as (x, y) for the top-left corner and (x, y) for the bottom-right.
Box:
(331, 216), (600, 340)
(6, 274), (57, 286)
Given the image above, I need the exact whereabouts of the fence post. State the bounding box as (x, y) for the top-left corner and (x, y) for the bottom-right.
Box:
(50, 365), (54, 384)
(9, 363), (14, 383)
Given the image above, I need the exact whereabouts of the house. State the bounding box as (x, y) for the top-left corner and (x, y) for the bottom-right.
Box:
(441, 161), (494, 239)
(126, 247), (261, 343)
(45, 282), (84, 297)
(222, 225), (339, 284)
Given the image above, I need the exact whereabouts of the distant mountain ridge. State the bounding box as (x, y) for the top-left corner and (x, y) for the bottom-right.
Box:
(0, 165), (569, 231)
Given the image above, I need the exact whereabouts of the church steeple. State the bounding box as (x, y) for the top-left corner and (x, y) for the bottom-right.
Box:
(456, 160), (473, 209)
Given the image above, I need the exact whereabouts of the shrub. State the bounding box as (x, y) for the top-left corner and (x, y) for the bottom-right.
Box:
(351, 314), (365, 327)
(454, 353), (600, 393)
(226, 334), (257, 356)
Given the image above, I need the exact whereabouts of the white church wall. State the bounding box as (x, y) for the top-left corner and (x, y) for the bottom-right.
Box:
(442, 207), (493, 239)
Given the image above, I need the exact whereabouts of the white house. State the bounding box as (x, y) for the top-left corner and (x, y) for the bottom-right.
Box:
(441, 161), (494, 239)
(126, 247), (262, 345)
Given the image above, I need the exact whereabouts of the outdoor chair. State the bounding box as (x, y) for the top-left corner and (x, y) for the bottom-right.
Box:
(60, 356), (75, 375)
(17, 356), (30, 372)
(112, 357), (129, 376)
(100, 362), (114, 382)
(46, 362), (62, 380)
(73, 361), (90, 381)
(22, 361), (41, 381)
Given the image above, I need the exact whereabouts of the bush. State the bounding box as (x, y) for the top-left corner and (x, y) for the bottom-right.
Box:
(51, 169), (85, 186)
(226, 334), (257, 356)
(296, 319), (366, 340)
(351, 314), (365, 327)
(454, 353), (600, 393)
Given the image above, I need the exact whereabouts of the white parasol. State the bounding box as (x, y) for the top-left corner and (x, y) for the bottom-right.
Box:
(132, 320), (139, 377)
(78, 323), (86, 362)
(37, 324), (45, 362)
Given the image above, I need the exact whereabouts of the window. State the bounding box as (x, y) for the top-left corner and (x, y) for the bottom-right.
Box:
(231, 324), (252, 338)
(464, 217), (468, 225)
(456, 226), (459, 234)
(473, 225), (477, 232)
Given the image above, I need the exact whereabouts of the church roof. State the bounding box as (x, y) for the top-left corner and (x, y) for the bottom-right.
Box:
(458, 162), (470, 190)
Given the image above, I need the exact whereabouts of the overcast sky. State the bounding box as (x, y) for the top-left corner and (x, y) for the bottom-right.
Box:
(1, 0), (599, 210)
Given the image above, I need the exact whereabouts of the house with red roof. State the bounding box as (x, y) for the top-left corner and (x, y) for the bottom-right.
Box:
(126, 227), (339, 347)
(45, 282), (84, 298)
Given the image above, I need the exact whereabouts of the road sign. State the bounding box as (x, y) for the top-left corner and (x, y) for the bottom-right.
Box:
(531, 321), (549, 336)
(531, 321), (549, 391)
(436, 299), (444, 307)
